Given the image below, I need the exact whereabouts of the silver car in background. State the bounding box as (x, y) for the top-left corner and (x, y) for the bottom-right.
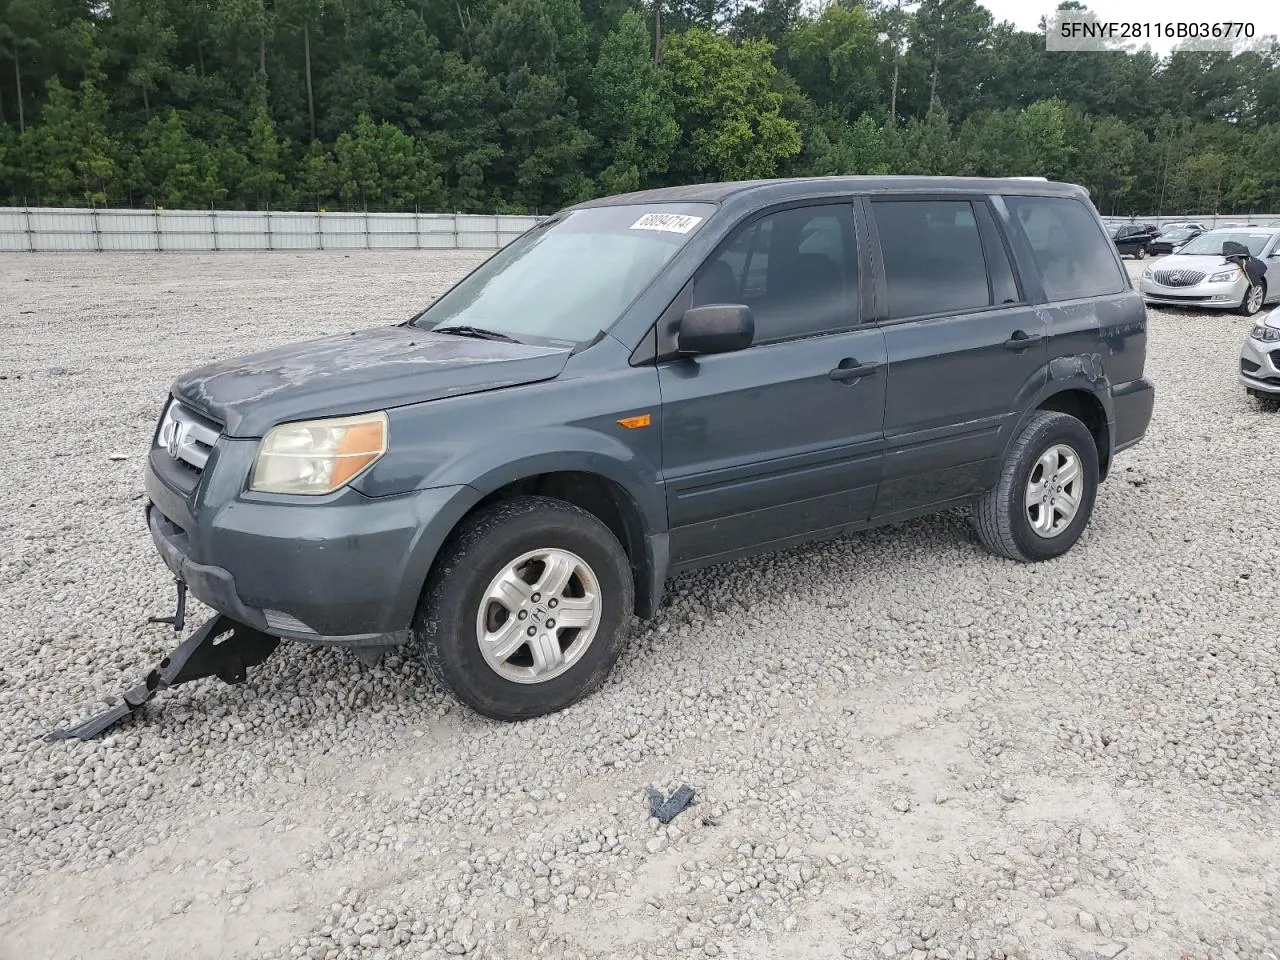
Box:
(1241, 305), (1280, 405)
(1139, 227), (1280, 316)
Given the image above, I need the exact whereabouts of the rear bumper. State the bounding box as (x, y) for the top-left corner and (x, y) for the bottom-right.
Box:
(1111, 377), (1155, 454)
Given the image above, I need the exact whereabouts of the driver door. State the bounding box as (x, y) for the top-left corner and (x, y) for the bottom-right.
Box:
(657, 202), (888, 569)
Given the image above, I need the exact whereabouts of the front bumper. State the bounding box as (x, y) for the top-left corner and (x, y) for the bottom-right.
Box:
(144, 440), (478, 646)
(1139, 274), (1247, 309)
(1240, 335), (1280, 395)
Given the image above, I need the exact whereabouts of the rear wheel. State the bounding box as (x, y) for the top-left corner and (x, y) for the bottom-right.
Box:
(972, 411), (1100, 563)
(1134, 245), (1146, 260)
(1240, 280), (1266, 316)
(415, 496), (634, 721)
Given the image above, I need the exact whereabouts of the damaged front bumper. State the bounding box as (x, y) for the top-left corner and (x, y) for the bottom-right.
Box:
(146, 504), (408, 650)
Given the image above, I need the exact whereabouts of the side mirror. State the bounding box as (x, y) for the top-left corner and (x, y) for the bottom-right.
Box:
(677, 304), (754, 356)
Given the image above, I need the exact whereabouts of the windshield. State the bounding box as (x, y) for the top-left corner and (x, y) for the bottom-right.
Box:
(410, 202), (715, 345)
(1177, 231), (1274, 257)
(1161, 227), (1195, 241)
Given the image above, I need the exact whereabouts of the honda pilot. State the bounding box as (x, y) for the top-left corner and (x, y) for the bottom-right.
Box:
(143, 177), (1155, 721)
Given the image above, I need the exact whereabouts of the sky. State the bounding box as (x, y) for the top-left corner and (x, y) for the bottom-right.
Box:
(977, 0), (1280, 56)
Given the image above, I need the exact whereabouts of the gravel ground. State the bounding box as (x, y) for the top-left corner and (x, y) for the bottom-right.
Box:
(1, 251), (1278, 960)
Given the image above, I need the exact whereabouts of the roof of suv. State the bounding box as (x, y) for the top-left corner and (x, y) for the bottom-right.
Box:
(571, 176), (1088, 209)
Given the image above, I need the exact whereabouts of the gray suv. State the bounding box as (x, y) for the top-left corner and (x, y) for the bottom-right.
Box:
(144, 177), (1155, 721)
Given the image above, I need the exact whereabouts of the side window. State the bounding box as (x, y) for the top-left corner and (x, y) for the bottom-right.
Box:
(974, 202), (1020, 306)
(1001, 195), (1126, 301)
(872, 199), (991, 320)
(691, 204), (858, 343)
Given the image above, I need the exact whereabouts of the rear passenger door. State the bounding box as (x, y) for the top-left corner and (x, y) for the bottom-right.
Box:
(657, 202), (888, 567)
(866, 196), (1047, 521)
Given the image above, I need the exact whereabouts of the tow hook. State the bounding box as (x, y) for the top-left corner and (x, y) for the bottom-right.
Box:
(46, 582), (280, 742)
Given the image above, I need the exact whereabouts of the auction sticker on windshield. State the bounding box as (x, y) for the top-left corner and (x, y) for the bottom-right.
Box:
(630, 213), (704, 234)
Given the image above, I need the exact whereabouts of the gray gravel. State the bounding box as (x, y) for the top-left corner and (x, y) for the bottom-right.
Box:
(1, 251), (1279, 960)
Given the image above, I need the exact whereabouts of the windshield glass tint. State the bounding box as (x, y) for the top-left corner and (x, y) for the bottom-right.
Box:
(411, 203), (715, 345)
(1178, 232), (1273, 256)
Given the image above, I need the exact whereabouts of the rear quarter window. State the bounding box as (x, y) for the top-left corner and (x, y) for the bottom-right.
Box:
(1002, 195), (1127, 302)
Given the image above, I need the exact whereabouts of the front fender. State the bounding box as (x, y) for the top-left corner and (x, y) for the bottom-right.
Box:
(383, 426), (670, 627)
(436, 426), (667, 535)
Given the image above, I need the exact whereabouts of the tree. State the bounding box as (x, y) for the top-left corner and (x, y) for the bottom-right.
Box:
(784, 3), (882, 124)
(910, 0), (992, 116)
(134, 109), (227, 207)
(240, 100), (292, 206)
(661, 28), (801, 181)
(589, 9), (677, 193)
(333, 113), (444, 210)
(17, 76), (119, 204)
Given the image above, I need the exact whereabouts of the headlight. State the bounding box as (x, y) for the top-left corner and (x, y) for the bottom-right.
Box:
(1251, 324), (1280, 343)
(249, 411), (388, 495)
(1141, 267), (1152, 279)
(1208, 269), (1240, 283)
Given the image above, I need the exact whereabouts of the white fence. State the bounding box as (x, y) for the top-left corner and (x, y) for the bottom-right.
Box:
(1103, 213), (1280, 229)
(0, 207), (546, 253)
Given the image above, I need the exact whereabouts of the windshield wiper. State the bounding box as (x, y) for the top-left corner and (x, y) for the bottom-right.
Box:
(431, 324), (523, 344)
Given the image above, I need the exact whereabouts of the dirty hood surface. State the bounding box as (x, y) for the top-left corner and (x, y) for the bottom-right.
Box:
(172, 325), (573, 437)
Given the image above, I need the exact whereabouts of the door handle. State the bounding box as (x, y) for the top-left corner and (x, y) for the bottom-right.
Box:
(829, 358), (880, 382)
(1002, 330), (1043, 351)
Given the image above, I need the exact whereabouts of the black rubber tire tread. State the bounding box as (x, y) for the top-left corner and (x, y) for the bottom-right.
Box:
(1239, 280), (1266, 317)
(972, 411), (1100, 563)
(1250, 391), (1280, 411)
(414, 495), (634, 722)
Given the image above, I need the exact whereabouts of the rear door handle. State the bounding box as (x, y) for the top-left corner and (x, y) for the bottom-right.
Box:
(829, 358), (880, 382)
(1002, 331), (1043, 350)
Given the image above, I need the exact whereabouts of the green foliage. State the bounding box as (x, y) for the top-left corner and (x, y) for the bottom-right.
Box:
(332, 112), (443, 209)
(0, 0), (1276, 214)
(16, 77), (118, 204)
(589, 9), (677, 192)
(662, 27), (801, 181)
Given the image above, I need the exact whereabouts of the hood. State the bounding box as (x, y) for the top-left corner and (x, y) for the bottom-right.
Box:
(1148, 253), (1239, 271)
(172, 325), (573, 437)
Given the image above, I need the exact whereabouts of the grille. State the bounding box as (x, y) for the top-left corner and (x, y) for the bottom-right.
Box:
(1242, 358), (1261, 374)
(156, 399), (221, 476)
(1271, 351), (1280, 368)
(1152, 269), (1206, 287)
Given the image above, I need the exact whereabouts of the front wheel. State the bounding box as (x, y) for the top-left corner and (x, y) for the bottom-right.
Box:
(972, 411), (1100, 562)
(1239, 280), (1266, 316)
(415, 496), (634, 721)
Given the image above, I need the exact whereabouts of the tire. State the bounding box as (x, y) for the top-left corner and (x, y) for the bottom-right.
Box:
(1248, 389), (1280, 411)
(414, 495), (634, 721)
(972, 411), (1100, 563)
(1239, 280), (1266, 316)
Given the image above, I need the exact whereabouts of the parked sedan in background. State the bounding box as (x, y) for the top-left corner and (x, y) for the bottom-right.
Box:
(1149, 224), (1203, 255)
(1110, 223), (1160, 258)
(1140, 227), (1280, 316)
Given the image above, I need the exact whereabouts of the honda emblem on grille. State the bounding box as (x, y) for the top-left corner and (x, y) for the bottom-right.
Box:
(164, 419), (186, 459)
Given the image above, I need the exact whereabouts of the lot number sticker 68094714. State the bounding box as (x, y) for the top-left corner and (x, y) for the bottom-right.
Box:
(630, 213), (704, 235)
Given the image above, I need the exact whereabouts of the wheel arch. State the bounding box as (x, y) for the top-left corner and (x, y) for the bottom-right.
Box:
(411, 461), (669, 627)
(1003, 356), (1115, 482)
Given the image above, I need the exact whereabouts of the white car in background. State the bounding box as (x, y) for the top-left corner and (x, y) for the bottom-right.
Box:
(1241, 305), (1280, 405)
(1139, 227), (1280, 316)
